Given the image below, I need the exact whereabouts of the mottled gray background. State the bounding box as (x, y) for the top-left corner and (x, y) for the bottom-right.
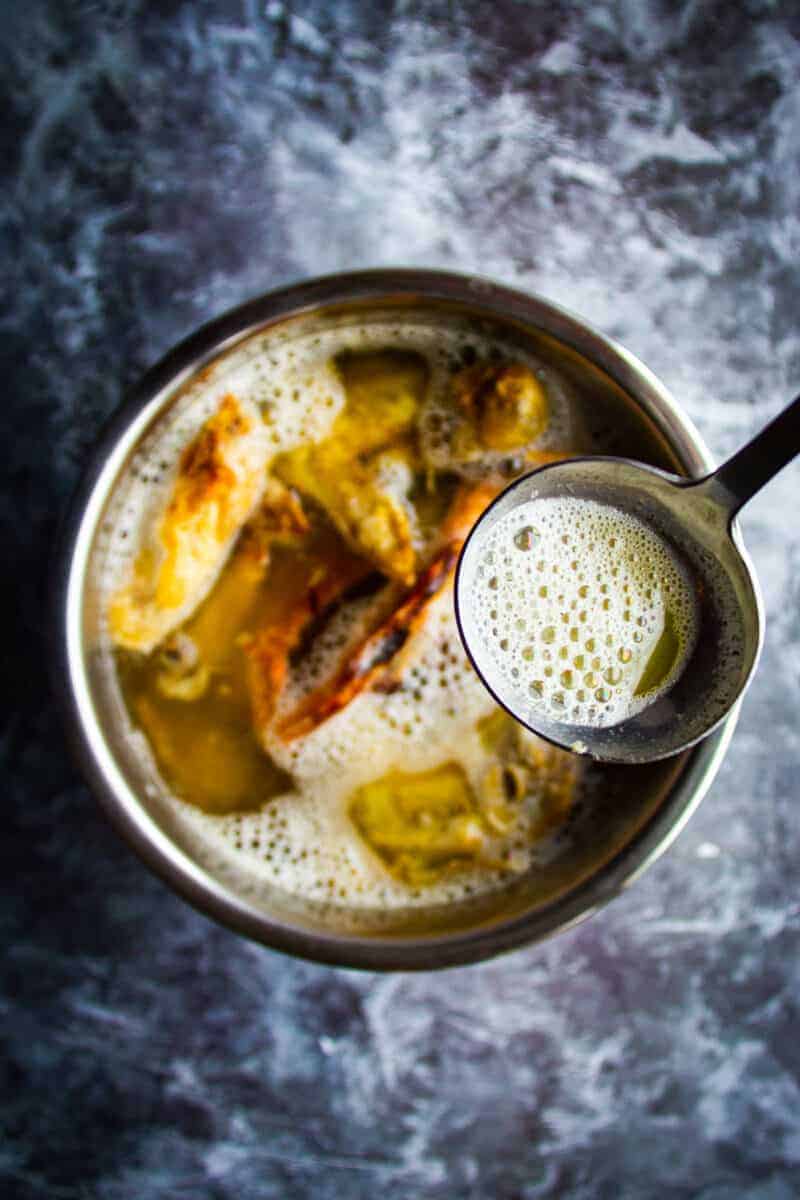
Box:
(3, 2), (800, 1196)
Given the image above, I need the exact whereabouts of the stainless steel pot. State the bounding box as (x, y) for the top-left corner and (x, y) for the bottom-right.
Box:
(53, 269), (737, 969)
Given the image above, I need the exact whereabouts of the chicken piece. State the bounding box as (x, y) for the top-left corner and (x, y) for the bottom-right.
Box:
(245, 550), (377, 734)
(276, 442), (419, 585)
(348, 718), (580, 887)
(108, 393), (270, 653)
(349, 763), (488, 886)
(274, 350), (429, 584)
(364, 444), (421, 567)
(276, 542), (459, 742)
(451, 361), (549, 458)
(439, 478), (502, 542)
(240, 476), (310, 567)
(150, 480), (308, 707)
(274, 480), (501, 743)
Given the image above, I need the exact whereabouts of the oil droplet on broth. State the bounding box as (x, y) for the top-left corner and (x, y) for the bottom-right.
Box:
(633, 609), (682, 697)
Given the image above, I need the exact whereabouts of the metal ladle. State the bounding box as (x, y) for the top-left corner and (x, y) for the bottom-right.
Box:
(455, 395), (800, 764)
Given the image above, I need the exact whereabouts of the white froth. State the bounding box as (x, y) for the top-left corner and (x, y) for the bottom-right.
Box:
(468, 497), (700, 728)
(98, 316), (585, 910)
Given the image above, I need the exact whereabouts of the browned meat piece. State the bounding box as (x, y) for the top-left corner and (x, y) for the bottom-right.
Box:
(240, 477), (310, 567)
(451, 361), (549, 455)
(276, 543), (460, 742)
(245, 555), (375, 733)
(274, 480), (501, 743)
(108, 392), (270, 653)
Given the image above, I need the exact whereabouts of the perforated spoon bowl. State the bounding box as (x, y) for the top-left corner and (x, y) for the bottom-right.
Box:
(456, 396), (800, 764)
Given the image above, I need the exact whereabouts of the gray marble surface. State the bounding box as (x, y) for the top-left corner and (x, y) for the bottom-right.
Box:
(3, 2), (800, 1196)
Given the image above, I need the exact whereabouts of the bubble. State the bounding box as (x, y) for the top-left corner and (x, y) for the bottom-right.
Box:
(514, 525), (538, 551)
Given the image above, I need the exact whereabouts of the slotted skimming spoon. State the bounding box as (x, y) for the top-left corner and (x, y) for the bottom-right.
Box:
(455, 395), (800, 763)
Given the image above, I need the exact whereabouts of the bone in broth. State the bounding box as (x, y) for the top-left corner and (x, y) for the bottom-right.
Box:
(469, 497), (700, 728)
(102, 315), (650, 911)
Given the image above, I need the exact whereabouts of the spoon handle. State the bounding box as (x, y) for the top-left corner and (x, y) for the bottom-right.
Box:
(706, 393), (800, 518)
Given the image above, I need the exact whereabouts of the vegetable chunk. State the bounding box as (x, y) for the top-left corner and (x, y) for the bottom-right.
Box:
(350, 763), (487, 885)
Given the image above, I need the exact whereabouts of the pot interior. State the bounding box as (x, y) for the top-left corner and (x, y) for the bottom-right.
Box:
(69, 289), (724, 958)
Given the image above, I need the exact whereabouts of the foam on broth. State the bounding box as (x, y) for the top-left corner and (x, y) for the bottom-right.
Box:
(469, 497), (701, 728)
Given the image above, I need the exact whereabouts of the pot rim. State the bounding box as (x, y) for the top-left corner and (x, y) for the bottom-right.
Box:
(52, 267), (739, 971)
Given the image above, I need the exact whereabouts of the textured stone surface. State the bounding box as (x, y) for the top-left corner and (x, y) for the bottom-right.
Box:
(3, 2), (800, 1196)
